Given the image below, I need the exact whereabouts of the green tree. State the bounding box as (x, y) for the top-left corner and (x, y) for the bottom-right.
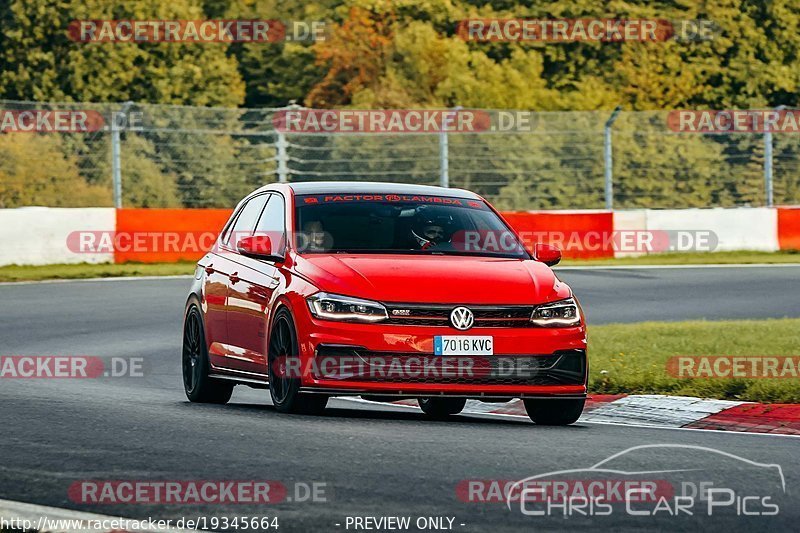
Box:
(213, 0), (332, 107)
(0, 0), (245, 106)
(0, 134), (110, 207)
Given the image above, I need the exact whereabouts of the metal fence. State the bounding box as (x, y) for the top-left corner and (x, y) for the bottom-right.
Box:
(1, 99), (798, 210)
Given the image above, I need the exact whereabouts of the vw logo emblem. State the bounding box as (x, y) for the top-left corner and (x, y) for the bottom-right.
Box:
(450, 306), (474, 331)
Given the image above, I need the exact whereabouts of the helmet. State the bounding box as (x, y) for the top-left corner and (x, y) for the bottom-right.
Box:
(411, 208), (453, 247)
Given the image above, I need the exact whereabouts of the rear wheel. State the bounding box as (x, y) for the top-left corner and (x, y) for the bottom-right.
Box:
(523, 398), (584, 425)
(182, 305), (234, 404)
(418, 397), (467, 418)
(268, 309), (328, 415)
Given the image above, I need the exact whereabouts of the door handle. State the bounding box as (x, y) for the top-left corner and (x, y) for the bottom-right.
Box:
(204, 264), (215, 275)
(229, 272), (241, 284)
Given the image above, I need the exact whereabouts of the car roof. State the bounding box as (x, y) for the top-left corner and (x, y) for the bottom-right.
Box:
(275, 181), (480, 199)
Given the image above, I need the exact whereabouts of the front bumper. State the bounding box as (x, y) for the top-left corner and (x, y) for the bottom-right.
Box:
(294, 312), (588, 398)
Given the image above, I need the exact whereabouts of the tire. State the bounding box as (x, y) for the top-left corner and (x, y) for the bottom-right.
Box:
(182, 305), (234, 404)
(523, 398), (585, 426)
(418, 397), (467, 418)
(268, 309), (328, 415)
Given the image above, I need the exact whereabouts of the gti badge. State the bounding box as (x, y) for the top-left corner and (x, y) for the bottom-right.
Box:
(450, 306), (474, 331)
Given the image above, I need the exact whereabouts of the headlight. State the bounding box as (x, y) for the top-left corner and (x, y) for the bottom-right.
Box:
(307, 292), (388, 323)
(530, 297), (581, 327)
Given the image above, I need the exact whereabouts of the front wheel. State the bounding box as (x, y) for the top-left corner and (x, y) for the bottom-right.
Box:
(418, 397), (467, 418)
(267, 309), (328, 415)
(182, 305), (234, 404)
(523, 398), (584, 425)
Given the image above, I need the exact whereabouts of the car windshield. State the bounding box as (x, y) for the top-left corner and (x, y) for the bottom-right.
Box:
(294, 193), (528, 258)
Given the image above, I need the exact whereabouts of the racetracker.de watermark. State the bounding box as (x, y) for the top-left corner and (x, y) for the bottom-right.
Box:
(0, 109), (143, 133)
(68, 20), (327, 43)
(68, 231), (220, 255)
(0, 356), (144, 378)
(457, 229), (718, 254)
(276, 355), (492, 381)
(667, 356), (800, 379)
(273, 109), (492, 134)
(668, 110), (800, 133)
(66, 230), (290, 257)
(68, 480), (327, 504)
(457, 479), (674, 503)
(0, 110), (105, 133)
(457, 19), (717, 42)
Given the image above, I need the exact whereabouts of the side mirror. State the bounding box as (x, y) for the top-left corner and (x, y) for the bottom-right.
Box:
(237, 235), (283, 261)
(534, 243), (562, 267)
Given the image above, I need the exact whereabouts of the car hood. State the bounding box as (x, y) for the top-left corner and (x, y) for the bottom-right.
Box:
(293, 254), (571, 305)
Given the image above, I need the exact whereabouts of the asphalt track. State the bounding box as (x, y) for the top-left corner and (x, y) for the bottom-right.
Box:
(1, 265), (799, 532)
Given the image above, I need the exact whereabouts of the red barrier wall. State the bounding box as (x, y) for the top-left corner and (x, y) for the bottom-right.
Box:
(113, 209), (614, 262)
(777, 207), (800, 251)
(115, 208), (233, 263)
(501, 211), (615, 259)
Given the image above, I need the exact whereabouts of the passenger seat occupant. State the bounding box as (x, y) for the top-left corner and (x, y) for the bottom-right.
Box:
(303, 220), (327, 251)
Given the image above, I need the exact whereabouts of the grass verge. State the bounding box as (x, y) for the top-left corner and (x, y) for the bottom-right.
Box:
(560, 250), (800, 266)
(588, 318), (800, 403)
(0, 262), (195, 282)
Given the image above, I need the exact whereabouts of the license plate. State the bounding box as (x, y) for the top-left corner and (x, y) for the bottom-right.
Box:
(434, 336), (494, 356)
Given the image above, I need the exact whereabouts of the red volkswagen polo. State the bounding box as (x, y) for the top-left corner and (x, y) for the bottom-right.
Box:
(183, 182), (587, 425)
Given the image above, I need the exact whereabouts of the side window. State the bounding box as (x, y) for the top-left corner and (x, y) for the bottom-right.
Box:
(224, 194), (269, 246)
(255, 194), (286, 254)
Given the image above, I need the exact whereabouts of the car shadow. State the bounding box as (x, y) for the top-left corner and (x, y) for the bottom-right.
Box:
(176, 399), (591, 430)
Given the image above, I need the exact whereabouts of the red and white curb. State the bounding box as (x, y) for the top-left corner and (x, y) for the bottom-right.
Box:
(0, 498), (194, 533)
(684, 403), (800, 434)
(578, 394), (746, 427)
(351, 395), (800, 435)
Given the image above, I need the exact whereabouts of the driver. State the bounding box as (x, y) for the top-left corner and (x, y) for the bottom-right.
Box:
(411, 217), (451, 249)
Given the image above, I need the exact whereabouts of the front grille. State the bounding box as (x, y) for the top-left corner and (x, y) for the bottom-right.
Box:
(384, 304), (536, 328)
(313, 346), (586, 386)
